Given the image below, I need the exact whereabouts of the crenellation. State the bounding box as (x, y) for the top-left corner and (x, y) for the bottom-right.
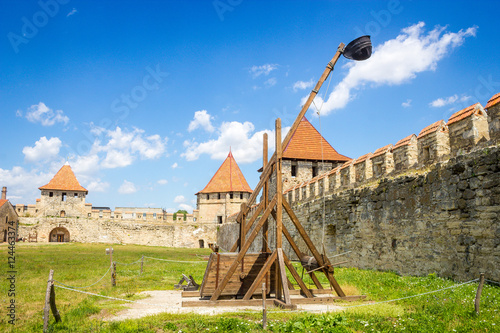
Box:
(447, 103), (490, 156)
(353, 153), (373, 183)
(339, 161), (355, 188)
(392, 134), (418, 172)
(486, 92), (500, 144)
(417, 120), (450, 166)
(371, 144), (394, 177)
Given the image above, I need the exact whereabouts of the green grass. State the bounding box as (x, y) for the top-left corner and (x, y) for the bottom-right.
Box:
(1, 243), (499, 332)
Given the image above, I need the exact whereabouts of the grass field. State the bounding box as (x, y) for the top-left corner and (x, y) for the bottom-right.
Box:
(1, 242), (499, 332)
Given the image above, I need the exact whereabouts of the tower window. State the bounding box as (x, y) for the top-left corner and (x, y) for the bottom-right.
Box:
(312, 166), (318, 178)
(217, 216), (223, 224)
(49, 192), (53, 197)
(240, 193), (243, 199)
(74, 193), (78, 198)
(217, 193), (221, 200)
(291, 164), (297, 177)
(206, 194), (209, 200)
(62, 193), (66, 201)
(229, 193), (233, 199)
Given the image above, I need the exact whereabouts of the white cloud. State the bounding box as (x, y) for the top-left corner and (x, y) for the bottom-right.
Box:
(157, 179), (168, 185)
(265, 77), (277, 87)
(171, 162), (178, 169)
(67, 8), (77, 17)
(430, 94), (471, 107)
(86, 180), (109, 192)
(293, 79), (314, 92)
(72, 154), (100, 175)
(0, 166), (53, 204)
(174, 195), (185, 203)
(249, 64), (278, 78)
(22, 137), (62, 163)
(178, 203), (194, 212)
(307, 22), (476, 115)
(402, 99), (412, 108)
(182, 120), (289, 163)
(25, 102), (69, 126)
(118, 180), (137, 194)
(188, 110), (215, 133)
(92, 126), (167, 169)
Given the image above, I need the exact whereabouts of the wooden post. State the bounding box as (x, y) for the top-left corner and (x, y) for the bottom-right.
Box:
(111, 262), (116, 287)
(275, 119), (283, 300)
(475, 273), (485, 315)
(140, 255), (144, 275)
(262, 132), (269, 253)
(262, 282), (267, 329)
(43, 269), (61, 333)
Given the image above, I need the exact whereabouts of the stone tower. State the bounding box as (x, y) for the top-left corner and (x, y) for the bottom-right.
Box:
(36, 162), (90, 217)
(280, 117), (351, 191)
(196, 151), (252, 224)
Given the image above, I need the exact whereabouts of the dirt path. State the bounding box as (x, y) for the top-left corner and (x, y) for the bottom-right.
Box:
(108, 290), (344, 321)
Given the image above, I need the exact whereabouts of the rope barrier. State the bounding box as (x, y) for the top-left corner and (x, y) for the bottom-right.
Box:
(485, 279), (500, 286)
(53, 264), (112, 289)
(342, 278), (479, 310)
(115, 258), (143, 266)
(54, 285), (171, 307)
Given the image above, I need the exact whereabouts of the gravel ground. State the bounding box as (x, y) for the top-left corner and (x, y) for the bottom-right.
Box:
(108, 290), (344, 321)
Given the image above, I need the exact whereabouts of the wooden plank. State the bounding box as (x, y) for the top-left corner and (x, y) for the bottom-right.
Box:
(277, 249), (291, 304)
(243, 250), (277, 300)
(282, 196), (345, 296)
(210, 195), (277, 301)
(262, 132), (269, 253)
(183, 299), (276, 308)
(282, 251), (313, 298)
(291, 295), (366, 304)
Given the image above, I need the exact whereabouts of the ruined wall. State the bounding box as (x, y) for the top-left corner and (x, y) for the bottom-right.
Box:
(18, 217), (218, 248)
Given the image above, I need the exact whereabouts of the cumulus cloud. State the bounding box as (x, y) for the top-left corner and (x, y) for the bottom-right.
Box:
(429, 94), (471, 107)
(305, 22), (476, 116)
(178, 203), (194, 212)
(264, 77), (277, 87)
(249, 64), (278, 78)
(188, 110), (215, 133)
(293, 79), (314, 92)
(157, 179), (168, 185)
(22, 137), (62, 163)
(91, 126), (167, 169)
(174, 195), (185, 203)
(182, 120), (289, 163)
(0, 166), (53, 204)
(86, 180), (109, 192)
(24, 102), (69, 126)
(118, 180), (137, 194)
(171, 162), (178, 169)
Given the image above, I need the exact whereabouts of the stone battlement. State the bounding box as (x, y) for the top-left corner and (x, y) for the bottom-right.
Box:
(285, 97), (499, 205)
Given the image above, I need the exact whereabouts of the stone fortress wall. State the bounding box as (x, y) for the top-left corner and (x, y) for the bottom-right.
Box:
(219, 97), (500, 282)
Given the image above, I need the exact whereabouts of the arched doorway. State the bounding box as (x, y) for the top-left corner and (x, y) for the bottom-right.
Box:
(49, 227), (70, 242)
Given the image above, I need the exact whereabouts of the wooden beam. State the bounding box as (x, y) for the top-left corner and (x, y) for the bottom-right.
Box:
(275, 119), (283, 300)
(282, 196), (345, 297)
(242, 250), (277, 300)
(262, 132), (269, 253)
(210, 195), (277, 301)
(230, 202), (264, 252)
(277, 249), (291, 305)
(282, 251), (313, 298)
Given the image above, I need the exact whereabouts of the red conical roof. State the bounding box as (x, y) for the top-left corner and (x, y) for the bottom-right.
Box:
(283, 117), (351, 162)
(196, 151), (252, 194)
(39, 163), (88, 193)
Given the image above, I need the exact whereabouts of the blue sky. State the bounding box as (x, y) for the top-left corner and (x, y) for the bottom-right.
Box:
(1, 0), (499, 212)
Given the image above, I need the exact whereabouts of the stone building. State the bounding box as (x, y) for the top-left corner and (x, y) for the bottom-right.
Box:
(417, 120), (450, 166)
(35, 162), (91, 218)
(447, 103), (489, 156)
(0, 187), (18, 242)
(281, 117), (351, 191)
(486, 92), (500, 144)
(195, 151), (252, 224)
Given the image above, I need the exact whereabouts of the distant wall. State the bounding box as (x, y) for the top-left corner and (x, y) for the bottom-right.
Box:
(18, 217), (218, 248)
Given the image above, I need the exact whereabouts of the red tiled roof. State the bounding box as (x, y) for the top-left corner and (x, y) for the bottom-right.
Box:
(36, 198), (41, 202)
(372, 144), (393, 158)
(197, 151), (253, 194)
(447, 103), (484, 126)
(283, 117), (351, 162)
(39, 164), (88, 193)
(486, 92), (500, 109)
(0, 199), (7, 208)
(417, 120), (447, 139)
(393, 134), (417, 149)
(354, 153), (373, 165)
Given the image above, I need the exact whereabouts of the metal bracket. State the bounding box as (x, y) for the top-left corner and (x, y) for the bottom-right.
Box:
(312, 89), (319, 94)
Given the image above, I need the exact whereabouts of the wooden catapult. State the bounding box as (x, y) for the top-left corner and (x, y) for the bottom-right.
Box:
(182, 37), (372, 308)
